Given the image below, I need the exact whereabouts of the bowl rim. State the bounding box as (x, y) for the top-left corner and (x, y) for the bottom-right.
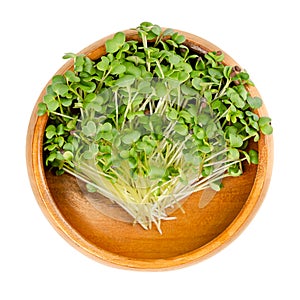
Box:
(26, 29), (273, 270)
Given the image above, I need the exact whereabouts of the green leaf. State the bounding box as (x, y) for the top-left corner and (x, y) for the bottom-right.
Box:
(66, 118), (77, 130)
(65, 70), (80, 83)
(192, 77), (202, 90)
(149, 166), (165, 180)
(74, 55), (85, 72)
(137, 81), (152, 94)
(63, 151), (73, 161)
(82, 120), (96, 136)
(247, 96), (263, 109)
(155, 81), (167, 97)
(229, 133), (243, 148)
(208, 68), (223, 79)
(174, 123), (188, 136)
(223, 66), (233, 79)
(136, 141), (153, 155)
(56, 124), (65, 136)
(52, 83), (69, 96)
(226, 88), (245, 108)
(43, 94), (55, 104)
(128, 156), (137, 169)
(119, 150), (129, 159)
(179, 110), (192, 123)
(126, 55), (146, 65)
(249, 149), (259, 164)
(111, 63), (126, 75)
(179, 71), (190, 82)
(105, 32), (126, 53)
(122, 130), (141, 144)
(44, 144), (58, 151)
(178, 61), (193, 73)
(194, 126), (205, 139)
(63, 52), (76, 59)
(206, 123), (217, 139)
(83, 57), (95, 75)
(166, 39), (179, 48)
(79, 81), (96, 93)
(204, 90), (212, 102)
(52, 75), (66, 84)
(172, 33), (185, 44)
(105, 40), (119, 54)
(228, 148), (240, 160)
(202, 165), (213, 176)
(96, 56), (110, 71)
(61, 97), (72, 107)
(182, 150), (200, 165)
(63, 143), (74, 152)
(151, 24), (162, 36)
(37, 103), (47, 116)
(45, 124), (56, 139)
(83, 150), (94, 160)
(84, 93), (97, 104)
(169, 53), (181, 65)
(258, 117), (273, 135)
(228, 164), (243, 177)
(46, 152), (57, 165)
(115, 75), (135, 87)
(234, 84), (248, 100)
(166, 108), (178, 120)
(124, 62), (141, 77)
(55, 136), (64, 147)
(100, 122), (113, 132)
(89, 143), (99, 155)
(163, 28), (174, 37)
(198, 113), (210, 125)
(181, 84), (198, 96)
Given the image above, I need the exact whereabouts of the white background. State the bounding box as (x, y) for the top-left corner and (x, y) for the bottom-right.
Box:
(1, 0), (299, 299)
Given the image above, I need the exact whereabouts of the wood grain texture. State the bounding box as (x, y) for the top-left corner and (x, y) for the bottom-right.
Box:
(26, 29), (273, 270)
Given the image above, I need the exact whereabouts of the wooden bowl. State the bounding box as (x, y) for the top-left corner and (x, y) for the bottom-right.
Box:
(26, 29), (273, 270)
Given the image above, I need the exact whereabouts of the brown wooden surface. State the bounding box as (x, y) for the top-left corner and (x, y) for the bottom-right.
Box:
(26, 29), (273, 270)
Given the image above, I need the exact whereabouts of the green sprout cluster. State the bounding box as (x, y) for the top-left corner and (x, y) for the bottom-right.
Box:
(38, 22), (273, 232)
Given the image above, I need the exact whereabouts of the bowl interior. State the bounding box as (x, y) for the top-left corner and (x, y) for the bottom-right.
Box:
(45, 161), (257, 260)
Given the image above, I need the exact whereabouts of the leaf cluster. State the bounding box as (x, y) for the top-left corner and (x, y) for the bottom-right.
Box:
(37, 22), (273, 230)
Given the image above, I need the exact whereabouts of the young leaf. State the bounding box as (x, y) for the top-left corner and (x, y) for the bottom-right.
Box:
(45, 124), (56, 139)
(52, 83), (69, 96)
(247, 96), (263, 109)
(121, 130), (141, 144)
(226, 88), (245, 108)
(166, 108), (178, 120)
(115, 75), (135, 87)
(82, 120), (97, 136)
(63, 52), (77, 59)
(96, 56), (110, 71)
(149, 166), (165, 179)
(65, 70), (80, 83)
(105, 32), (126, 54)
(258, 117), (273, 135)
(37, 103), (47, 116)
(174, 123), (188, 136)
(249, 149), (259, 164)
(229, 133), (243, 148)
(228, 148), (240, 160)
(46, 99), (59, 112)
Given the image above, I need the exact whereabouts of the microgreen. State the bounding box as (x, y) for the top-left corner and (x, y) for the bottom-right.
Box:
(38, 22), (273, 233)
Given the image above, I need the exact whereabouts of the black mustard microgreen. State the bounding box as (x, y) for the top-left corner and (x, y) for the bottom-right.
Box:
(38, 22), (273, 233)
